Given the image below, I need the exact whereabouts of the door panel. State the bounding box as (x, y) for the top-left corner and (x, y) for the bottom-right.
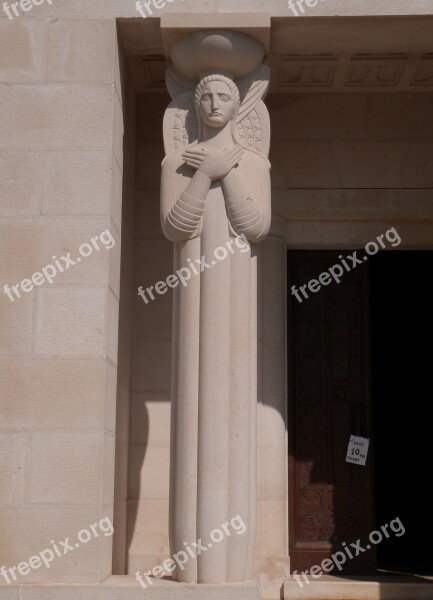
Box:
(288, 251), (375, 574)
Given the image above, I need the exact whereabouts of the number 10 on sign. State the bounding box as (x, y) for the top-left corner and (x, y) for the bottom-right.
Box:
(346, 435), (369, 466)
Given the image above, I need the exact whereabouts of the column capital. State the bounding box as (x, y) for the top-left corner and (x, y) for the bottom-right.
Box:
(161, 13), (270, 57)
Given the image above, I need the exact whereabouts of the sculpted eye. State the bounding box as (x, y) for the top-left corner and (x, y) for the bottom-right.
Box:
(201, 94), (211, 101)
(219, 94), (231, 101)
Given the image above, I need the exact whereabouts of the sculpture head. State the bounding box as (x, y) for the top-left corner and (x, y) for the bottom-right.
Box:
(194, 74), (240, 139)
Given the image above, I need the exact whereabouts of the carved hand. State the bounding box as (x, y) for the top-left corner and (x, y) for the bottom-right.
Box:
(182, 145), (244, 181)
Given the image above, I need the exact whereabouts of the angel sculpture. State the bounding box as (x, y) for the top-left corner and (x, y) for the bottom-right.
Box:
(161, 62), (271, 584)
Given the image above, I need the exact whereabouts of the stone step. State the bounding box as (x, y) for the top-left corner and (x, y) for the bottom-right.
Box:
(283, 574), (433, 600)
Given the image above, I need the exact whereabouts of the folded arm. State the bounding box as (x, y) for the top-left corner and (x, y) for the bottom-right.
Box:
(222, 158), (271, 242)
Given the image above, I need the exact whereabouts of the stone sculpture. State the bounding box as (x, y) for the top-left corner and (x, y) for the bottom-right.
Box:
(160, 29), (271, 584)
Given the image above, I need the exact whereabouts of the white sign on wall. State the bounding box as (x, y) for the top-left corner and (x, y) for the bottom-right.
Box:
(346, 435), (369, 466)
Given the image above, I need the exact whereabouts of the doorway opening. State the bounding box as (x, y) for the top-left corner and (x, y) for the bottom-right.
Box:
(288, 249), (433, 577)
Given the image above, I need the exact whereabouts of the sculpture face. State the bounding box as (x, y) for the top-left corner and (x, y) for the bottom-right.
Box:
(197, 80), (237, 129)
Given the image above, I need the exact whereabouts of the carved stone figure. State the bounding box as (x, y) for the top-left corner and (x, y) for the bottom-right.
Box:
(160, 30), (271, 584)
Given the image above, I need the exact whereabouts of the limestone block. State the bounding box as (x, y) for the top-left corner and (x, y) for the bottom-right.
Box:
(0, 507), (106, 583)
(0, 19), (46, 82)
(0, 357), (105, 429)
(0, 217), (112, 285)
(21, 587), (97, 600)
(42, 150), (112, 215)
(0, 432), (27, 505)
(28, 431), (104, 504)
(35, 287), (106, 355)
(0, 149), (43, 216)
(47, 19), (115, 83)
(138, 579), (261, 600)
(0, 587), (19, 600)
(0, 291), (33, 354)
(0, 85), (113, 148)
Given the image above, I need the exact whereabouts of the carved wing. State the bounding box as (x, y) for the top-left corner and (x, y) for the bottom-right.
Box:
(236, 64), (271, 158)
(236, 64), (270, 120)
(237, 99), (270, 158)
(163, 90), (198, 156)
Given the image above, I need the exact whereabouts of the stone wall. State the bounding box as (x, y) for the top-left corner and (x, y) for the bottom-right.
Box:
(0, 17), (124, 584)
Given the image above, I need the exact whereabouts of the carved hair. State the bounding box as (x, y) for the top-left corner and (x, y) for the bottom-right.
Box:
(194, 73), (240, 142)
(194, 74), (240, 107)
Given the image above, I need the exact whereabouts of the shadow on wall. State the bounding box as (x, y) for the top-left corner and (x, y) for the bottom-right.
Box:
(123, 92), (172, 575)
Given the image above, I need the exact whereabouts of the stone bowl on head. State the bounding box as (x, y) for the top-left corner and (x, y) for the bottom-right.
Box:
(169, 29), (265, 81)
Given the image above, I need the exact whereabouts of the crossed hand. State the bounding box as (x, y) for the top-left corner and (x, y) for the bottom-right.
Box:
(182, 145), (244, 181)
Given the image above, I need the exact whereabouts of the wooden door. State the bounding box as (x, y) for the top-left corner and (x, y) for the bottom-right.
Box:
(288, 251), (375, 575)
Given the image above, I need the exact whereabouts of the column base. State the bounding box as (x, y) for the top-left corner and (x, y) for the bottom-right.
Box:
(139, 579), (261, 599)
(1, 576), (261, 600)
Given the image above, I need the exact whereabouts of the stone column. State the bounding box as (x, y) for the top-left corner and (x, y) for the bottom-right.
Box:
(160, 16), (271, 589)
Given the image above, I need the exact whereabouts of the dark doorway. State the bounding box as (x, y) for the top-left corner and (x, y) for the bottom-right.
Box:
(288, 251), (375, 575)
(371, 250), (433, 576)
